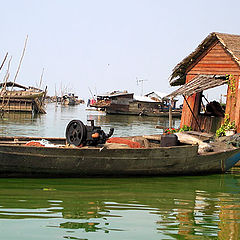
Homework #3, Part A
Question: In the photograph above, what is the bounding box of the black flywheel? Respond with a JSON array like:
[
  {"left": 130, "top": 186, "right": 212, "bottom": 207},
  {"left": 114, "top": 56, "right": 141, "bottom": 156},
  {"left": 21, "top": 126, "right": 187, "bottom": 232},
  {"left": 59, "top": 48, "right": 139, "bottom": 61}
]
[{"left": 65, "top": 120, "right": 87, "bottom": 146}]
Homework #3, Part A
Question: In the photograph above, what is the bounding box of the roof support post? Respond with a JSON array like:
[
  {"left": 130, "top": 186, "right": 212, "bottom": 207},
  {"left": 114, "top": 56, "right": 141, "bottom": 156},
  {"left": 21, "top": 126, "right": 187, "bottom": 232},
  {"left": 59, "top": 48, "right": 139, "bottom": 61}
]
[
  {"left": 169, "top": 99, "right": 172, "bottom": 128},
  {"left": 182, "top": 95, "right": 202, "bottom": 132}
]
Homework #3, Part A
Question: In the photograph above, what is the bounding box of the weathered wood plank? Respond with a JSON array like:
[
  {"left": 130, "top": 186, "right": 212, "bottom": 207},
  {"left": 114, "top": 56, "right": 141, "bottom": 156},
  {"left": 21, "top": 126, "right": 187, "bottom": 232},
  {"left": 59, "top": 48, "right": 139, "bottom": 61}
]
[
  {"left": 198, "top": 60, "right": 238, "bottom": 65},
  {"left": 193, "top": 64, "right": 238, "bottom": 68},
  {"left": 142, "top": 135, "right": 162, "bottom": 141},
  {"left": 189, "top": 69, "right": 239, "bottom": 74}
]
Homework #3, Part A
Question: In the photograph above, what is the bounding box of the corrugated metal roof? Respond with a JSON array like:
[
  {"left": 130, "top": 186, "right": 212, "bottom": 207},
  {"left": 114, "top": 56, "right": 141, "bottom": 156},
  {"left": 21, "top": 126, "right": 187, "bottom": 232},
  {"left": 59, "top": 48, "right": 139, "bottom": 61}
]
[
  {"left": 134, "top": 95, "right": 157, "bottom": 102},
  {"left": 97, "top": 92, "right": 133, "bottom": 98}
]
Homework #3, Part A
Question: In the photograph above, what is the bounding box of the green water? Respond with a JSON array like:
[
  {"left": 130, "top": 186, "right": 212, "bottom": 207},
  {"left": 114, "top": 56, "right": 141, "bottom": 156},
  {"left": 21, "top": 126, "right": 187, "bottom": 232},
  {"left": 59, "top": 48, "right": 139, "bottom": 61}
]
[
  {"left": 0, "top": 175, "right": 240, "bottom": 239},
  {"left": 0, "top": 104, "right": 239, "bottom": 239}
]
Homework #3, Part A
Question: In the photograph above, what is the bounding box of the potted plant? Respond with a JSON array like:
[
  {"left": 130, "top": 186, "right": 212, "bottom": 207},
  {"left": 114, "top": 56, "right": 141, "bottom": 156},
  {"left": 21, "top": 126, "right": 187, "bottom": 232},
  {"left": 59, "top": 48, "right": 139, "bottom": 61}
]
[
  {"left": 164, "top": 125, "right": 192, "bottom": 134},
  {"left": 216, "top": 117, "right": 236, "bottom": 137},
  {"left": 164, "top": 128, "right": 178, "bottom": 134},
  {"left": 225, "top": 121, "right": 236, "bottom": 136}
]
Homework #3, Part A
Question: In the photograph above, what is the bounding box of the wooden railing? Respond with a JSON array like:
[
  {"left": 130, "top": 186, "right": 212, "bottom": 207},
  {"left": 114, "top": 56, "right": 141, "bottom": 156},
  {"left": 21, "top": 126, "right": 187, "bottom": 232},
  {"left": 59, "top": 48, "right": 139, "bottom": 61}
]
[{"left": 191, "top": 115, "right": 223, "bottom": 133}]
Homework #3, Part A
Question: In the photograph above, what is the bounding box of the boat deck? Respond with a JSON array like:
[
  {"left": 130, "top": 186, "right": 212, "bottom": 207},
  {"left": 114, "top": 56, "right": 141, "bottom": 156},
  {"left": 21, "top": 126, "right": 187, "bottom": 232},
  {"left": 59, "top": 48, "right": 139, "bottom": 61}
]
[
  {"left": 0, "top": 134, "right": 236, "bottom": 154},
  {"left": 0, "top": 133, "right": 239, "bottom": 177}
]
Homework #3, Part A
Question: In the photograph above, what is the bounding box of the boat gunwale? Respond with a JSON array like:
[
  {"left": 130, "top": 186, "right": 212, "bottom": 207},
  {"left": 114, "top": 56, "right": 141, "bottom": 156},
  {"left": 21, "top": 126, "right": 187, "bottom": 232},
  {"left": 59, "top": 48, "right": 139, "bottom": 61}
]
[
  {"left": 0, "top": 141, "right": 197, "bottom": 151},
  {"left": 0, "top": 136, "right": 239, "bottom": 177},
  {"left": 0, "top": 135, "right": 237, "bottom": 156}
]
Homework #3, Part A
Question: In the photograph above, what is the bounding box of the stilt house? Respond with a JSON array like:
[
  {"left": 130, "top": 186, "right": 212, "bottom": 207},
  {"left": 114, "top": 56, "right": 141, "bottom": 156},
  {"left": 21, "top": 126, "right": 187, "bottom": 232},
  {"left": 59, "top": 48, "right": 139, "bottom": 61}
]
[{"left": 168, "top": 32, "right": 240, "bottom": 133}]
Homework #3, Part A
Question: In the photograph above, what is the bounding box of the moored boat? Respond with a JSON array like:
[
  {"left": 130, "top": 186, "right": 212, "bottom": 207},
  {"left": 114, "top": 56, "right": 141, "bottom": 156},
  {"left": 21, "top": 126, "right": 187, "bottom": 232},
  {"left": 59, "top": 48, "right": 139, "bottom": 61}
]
[
  {"left": 0, "top": 132, "right": 239, "bottom": 177},
  {"left": 1, "top": 89, "right": 45, "bottom": 99},
  {"left": 90, "top": 91, "right": 181, "bottom": 117},
  {"left": 0, "top": 82, "right": 46, "bottom": 113}
]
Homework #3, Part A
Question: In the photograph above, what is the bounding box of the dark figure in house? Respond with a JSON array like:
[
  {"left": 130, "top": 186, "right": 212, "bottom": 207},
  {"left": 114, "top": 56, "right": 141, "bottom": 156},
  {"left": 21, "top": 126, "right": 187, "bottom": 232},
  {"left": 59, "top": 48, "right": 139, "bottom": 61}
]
[{"left": 205, "top": 101, "right": 225, "bottom": 117}]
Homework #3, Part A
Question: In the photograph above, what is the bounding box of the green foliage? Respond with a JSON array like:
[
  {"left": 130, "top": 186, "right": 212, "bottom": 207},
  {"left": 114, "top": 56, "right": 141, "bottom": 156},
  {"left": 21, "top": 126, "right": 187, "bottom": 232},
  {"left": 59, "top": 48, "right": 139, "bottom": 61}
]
[
  {"left": 216, "top": 126, "right": 226, "bottom": 137},
  {"left": 178, "top": 125, "right": 192, "bottom": 132},
  {"left": 226, "top": 74, "right": 236, "bottom": 96},
  {"left": 164, "top": 128, "right": 178, "bottom": 134},
  {"left": 216, "top": 115, "right": 236, "bottom": 137}
]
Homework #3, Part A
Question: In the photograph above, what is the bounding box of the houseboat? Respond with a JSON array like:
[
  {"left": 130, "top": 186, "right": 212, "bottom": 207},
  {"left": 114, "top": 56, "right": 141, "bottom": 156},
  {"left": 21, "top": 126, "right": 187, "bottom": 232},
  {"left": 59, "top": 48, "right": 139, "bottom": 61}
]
[
  {"left": 62, "top": 93, "right": 84, "bottom": 106},
  {"left": 90, "top": 91, "right": 181, "bottom": 117}
]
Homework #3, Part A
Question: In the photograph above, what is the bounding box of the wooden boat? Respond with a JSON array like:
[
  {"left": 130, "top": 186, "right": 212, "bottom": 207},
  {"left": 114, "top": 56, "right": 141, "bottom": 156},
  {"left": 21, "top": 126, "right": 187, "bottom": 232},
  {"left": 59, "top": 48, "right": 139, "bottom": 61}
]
[
  {"left": 0, "top": 82, "right": 46, "bottom": 113},
  {"left": 0, "top": 134, "right": 239, "bottom": 177},
  {"left": 0, "top": 82, "right": 45, "bottom": 99},
  {"left": 61, "top": 93, "right": 84, "bottom": 106},
  {"left": 90, "top": 91, "right": 182, "bottom": 117},
  {"left": 1, "top": 90, "right": 45, "bottom": 99}
]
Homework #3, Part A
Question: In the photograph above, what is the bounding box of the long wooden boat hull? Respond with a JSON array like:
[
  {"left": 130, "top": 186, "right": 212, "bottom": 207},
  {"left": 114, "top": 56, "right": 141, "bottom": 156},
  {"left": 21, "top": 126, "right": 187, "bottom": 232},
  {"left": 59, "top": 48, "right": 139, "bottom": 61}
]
[
  {"left": 106, "top": 109, "right": 181, "bottom": 117},
  {"left": 0, "top": 91, "right": 44, "bottom": 99},
  {"left": 0, "top": 136, "right": 239, "bottom": 177}
]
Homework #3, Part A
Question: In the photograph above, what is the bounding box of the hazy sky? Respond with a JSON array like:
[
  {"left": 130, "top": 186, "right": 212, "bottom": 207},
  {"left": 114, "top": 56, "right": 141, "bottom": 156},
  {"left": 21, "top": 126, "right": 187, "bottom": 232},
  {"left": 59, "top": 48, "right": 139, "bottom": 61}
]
[{"left": 0, "top": 0, "right": 239, "bottom": 100}]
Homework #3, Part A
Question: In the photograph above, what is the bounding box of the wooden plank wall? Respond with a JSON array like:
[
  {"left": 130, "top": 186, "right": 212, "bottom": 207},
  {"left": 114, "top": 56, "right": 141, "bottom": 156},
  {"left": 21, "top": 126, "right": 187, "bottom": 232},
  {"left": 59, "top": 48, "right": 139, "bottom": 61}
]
[
  {"left": 0, "top": 99, "right": 33, "bottom": 112},
  {"left": 181, "top": 41, "right": 240, "bottom": 132},
  {"left": 180, "top": 75, "right": 198, "bottom": 129},
  {"left": 191, "top": 115, "right": 223, "bottom": 133},
  {"left": 187, "top": 42, "right": 240, "bottom": 75},
  {"left": 234, "top": 75, "right": 240, "bottom": 132}
]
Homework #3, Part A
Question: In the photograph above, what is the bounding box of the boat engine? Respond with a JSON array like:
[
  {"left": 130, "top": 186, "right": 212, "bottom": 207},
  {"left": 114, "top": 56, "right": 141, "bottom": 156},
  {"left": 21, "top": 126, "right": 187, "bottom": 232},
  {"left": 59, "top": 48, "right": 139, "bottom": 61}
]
[{"left": 65, "top": 119, "right": 114, "bottom": 147}]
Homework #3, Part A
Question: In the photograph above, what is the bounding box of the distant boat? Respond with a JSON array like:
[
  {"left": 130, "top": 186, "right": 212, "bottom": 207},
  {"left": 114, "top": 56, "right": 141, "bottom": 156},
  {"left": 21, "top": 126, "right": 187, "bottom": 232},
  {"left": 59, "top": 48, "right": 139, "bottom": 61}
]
[
  {"left": 61, "top": 93, "right": 84, "bottom": 106},
  {"left": 0, "top": 81, "right": 46, "bottom": 113},
  {"left": 90, "top": 90, "right": 181, "bottom": 117}
]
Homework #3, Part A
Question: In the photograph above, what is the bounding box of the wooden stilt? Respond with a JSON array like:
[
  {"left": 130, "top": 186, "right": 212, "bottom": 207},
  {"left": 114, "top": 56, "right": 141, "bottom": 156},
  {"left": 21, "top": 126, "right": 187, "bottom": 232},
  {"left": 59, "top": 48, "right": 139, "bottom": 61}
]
[
  {"left": 183, "top": 95, "right": 202, "bottom": 131},
  {"left": 169, "top": 99, "right": 172, "bottom": 128}
]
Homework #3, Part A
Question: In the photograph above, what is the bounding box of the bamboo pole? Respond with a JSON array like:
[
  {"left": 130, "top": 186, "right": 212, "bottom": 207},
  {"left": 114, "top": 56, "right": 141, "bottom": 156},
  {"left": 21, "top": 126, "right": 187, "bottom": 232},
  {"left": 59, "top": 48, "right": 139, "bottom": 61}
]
[
  {"left": 12, "top": 35, "right": 28, "bottom": 84},
  {"left": 0, "top": 56, "right": 12, "bottom": 114},
  {"left": 39, "top": 67, "right": 44, "bottom": 89},
  {"left": 1, "top": 36, "right": 28, "bottom": 115},
  {"left": 0, "top": 52, "right": 9, "bottom": 115},
  {"left": 1, "top": 57, "right": 12, "bottom": 95},
  {"left": 169, "top": 98, "right": 172, "bottom": 128},
  {"left": 4, "top": 36, "right": 28, "bottom": 110},
  {"left": 0, "top": 53, "right": 8, "bottom": 73}
]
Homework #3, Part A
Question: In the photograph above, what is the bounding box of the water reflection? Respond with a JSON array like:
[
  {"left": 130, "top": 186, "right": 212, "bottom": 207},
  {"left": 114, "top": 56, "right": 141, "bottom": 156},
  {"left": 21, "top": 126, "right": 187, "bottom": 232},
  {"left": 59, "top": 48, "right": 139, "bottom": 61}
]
[
  {"left": 0, "top": 104, "right": 239, "bottom": 239},
  {"left": 0, "top": 103, "right": 181, "bottom": 137},
  {"left": 0, "top": 174, "right": 239, "bottom": 239}
]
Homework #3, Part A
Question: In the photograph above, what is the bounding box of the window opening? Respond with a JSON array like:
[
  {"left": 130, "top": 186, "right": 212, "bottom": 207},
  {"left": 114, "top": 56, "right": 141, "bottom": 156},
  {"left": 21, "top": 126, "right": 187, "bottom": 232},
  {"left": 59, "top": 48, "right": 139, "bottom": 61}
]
[{"left": 198, "top": 84, "right": 227, "bottom": 117}]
